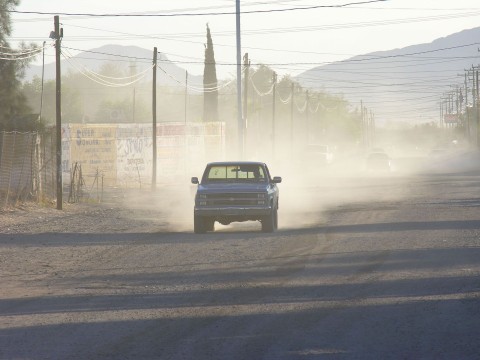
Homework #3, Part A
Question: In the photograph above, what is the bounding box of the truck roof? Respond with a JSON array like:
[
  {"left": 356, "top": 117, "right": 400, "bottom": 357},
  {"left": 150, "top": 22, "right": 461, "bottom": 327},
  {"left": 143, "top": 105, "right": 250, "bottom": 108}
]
[{"left": 206, "top": 161, "right": 267, "bottom": 166}]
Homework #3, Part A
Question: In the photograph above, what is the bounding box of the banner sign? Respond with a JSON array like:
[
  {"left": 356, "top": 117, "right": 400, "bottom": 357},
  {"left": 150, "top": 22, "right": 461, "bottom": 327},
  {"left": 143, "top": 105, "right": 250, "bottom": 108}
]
[
  {"left": 62, "top": 122, "right": 224, "bottom": 186},
  {"left": 444, "top": 114, "right": 458, "bottom": 124}
]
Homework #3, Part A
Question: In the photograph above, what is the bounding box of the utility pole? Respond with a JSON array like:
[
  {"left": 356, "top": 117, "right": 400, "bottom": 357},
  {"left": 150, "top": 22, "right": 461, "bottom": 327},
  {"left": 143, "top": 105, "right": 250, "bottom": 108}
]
[
  {"left": 243, "top": 53, "right": 250, "bottom": 156},
  {"left": 360, "top": 100, "right": 368, "bottom": 148},
  {"left": 53, "top": 16, "right": 63, "bottom": 210},
  {"left": 235, "top": 0, "right": 244, "bottom": 159},
  {"left": 471, "top": 66, "right": 477, "bottom": 110},
  {"left": 184, "top": 70, "right": 188, "bottom": 172},
  {"left": 369, "top": 110, "right": 375, "bottom": 148},
  {"left": 39, "top": 41, "right": 46, "bottom": 121},
  {"left": 360, "top": 100, "right": 364, "bottom": 145},
  {"left": 476, "top": 69, "right": 479, "bottom": 147},
  {"left": 439, "top": 101, "right": 443, "bottom": 129},
  {"left": 152, "top": 47, "right": 157, "bottom": 190},
  {"left": 272, "top": 71, "right": 277, "bottom": 157},
  {"left": 443, "top": 97, "right": 448, "bottom": 128},
  {"left": 290, "top": 82, "right": 294, "bottom": 156},
  {"left": 185, "top": 70, "right": 188, "bottom": 125},
  {"left": 470, "top": 66, "right": 478, "bottom": 146},
  {"left": 363, "top": 105, "right": 368, "bottom": 147},
  {"left": 456, "top": 87, "right": 460, "bottom": 122},
  {"left": 365, "top": 106, "right": 369, "bottom": 146},
  {"left": 129, "top": 63, "right": 137, "bottom": 122},
  {"left": 463, "top": 72, "right": 469, "bottom": 138},
  {"left": 132, "top": 88, "right": 136, "bottom": 122},
  {"left": 305, "top": 90, "right": 309, "bottom": 144}
]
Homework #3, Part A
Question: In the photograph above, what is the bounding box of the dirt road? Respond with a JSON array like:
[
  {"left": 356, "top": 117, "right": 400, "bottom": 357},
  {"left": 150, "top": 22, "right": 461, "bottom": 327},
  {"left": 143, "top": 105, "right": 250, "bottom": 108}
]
[{"left": 1, "top": 156, "right": 480, "bottom": 359}]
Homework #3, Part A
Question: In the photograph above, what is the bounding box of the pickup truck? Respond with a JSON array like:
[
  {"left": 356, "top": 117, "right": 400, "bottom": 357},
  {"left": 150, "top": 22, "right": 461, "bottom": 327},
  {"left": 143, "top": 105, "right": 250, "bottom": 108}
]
[{"left": 191, "top": 161, "right": 282, "bottom": 234}]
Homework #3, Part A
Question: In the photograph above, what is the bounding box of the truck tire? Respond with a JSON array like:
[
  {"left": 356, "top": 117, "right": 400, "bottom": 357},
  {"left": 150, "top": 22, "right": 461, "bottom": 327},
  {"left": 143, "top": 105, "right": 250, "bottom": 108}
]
[
  {"left": 205, "top": 218, "right": 215, "bottom": 232},
  {"left": 261, "top": 207, "right": 277, "bottom": 233},
  {"left": 194, "top": 214, "right": 206, "bottom": 234}
]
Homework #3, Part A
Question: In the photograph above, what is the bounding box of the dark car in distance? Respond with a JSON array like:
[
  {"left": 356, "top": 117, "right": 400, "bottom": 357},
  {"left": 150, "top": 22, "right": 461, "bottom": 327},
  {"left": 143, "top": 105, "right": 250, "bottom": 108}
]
[{"left": 191, "top": 161, "right": 282, "bottom": 234}]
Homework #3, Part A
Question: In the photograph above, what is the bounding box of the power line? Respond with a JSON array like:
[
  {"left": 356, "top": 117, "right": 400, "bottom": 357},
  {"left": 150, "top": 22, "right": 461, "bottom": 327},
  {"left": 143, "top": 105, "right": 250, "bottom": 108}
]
[
  {"left": 61, "top": 50, "right": 151, "bottom": 87},
  {"left": 59, "top": 41, "right": 480, "bottom": 69},
  {"left": 45, "top": 10, "right": 480, "bottom": 39},
  {"left": 8, "top": 0, "right": 389, "bottom": 17},
  {"left": 0, "top": 46, "right": 44, "bottom": 60},
  {"left": 62, "top": 46, "right": 151, "bottom": 61}
]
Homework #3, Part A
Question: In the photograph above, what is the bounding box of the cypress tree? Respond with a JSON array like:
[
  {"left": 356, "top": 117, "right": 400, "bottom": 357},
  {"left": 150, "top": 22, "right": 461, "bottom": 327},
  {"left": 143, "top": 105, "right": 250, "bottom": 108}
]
[{"left": 203, "top": 23, "right": 218, "bottom": 122}]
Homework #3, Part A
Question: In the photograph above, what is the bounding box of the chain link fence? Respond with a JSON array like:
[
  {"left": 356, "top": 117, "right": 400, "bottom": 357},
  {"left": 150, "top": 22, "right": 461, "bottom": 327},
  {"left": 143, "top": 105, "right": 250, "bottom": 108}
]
[
  {"left": 0, "top": 130, "right": 56, "bottom": 209},
  {"left": 0, "top": 131, "right": 37, "bottom": 208}
]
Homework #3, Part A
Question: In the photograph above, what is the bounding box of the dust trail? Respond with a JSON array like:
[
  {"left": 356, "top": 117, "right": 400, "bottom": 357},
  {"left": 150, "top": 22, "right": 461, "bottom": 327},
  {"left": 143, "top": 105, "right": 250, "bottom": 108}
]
[{"left": 115, "top": 129, "right": 478, "bottom": 234}]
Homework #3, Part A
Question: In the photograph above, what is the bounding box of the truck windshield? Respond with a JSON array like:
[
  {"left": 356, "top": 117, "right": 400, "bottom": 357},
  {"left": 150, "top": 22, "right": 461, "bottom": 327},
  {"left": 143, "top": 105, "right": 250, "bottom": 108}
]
[{"left": 205, "top": 165, "right": 266, "bottom": 182}]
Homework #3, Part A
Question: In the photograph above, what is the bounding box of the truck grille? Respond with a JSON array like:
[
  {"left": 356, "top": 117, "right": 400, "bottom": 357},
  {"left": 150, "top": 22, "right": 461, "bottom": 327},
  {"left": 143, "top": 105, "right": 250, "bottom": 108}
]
[{"left": 204, "top": 193, "right": 262, "bottom": 206}]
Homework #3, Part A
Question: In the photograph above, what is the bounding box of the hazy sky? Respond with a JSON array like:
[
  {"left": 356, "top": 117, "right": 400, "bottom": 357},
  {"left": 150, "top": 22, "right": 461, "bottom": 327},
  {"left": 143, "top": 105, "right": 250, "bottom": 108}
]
[{"left": 8, "top": 0, "right": 480, "bottom": 80}]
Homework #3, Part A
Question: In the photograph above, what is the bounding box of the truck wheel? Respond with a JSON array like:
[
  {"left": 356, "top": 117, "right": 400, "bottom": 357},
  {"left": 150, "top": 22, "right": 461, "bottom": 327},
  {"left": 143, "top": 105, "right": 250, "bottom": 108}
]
[
  {"left": 274, "top": 207, "right": 278, "bottom": 230},
  {"left": 261, "top": 207, "right": 277, "bottom": 233},
  {"left": 194, "top": 214, "right": 206, "bottom": 234},
  {"left": 205, "top": 218, "right": 215, "bottom": 232}
]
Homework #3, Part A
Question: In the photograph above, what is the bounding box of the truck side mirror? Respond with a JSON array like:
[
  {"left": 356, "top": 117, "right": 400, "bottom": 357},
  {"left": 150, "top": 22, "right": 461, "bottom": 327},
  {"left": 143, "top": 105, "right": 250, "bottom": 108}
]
[
  {"left": 191, "top": 177, "right": 199, "bottom": 184},
  {"left": 272, "top": 176, "right": 282, "bottom": 184}
]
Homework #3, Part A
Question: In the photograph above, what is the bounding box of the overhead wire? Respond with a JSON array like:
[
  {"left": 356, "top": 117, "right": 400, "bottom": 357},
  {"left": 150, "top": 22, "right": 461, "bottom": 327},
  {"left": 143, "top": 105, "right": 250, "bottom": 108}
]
[
  {"left": 0, "top": 43, "right": 45, "bottom": 60},
  {"left": 155, "top": 62, "right": 243, "bottom": 93},
  {"left": 9, "top": 6, "right": 479, "bottom": 75},
  {"left": 277, "top": 90, "right": 292, "bottom": 104},
  {"left": 250, "top": 71, "right": 275, "bottom": 97},
  {"left": 61, "top": 50, "right": 151, "bottom": 87},
  {"left": 7, "top": 0, "right": 390, "bottom": 17},
  {"left": 9, "top": 2, "right": 478, "bottom": 124},
  {"left": 26, "top": 8, "right": 477, "bottom": 71},
  {"left": 43, "top": 10, "right": 480, "bottom": 41},
  {"left": 62, "top": 47, "right": 153, "bottom": 82}
]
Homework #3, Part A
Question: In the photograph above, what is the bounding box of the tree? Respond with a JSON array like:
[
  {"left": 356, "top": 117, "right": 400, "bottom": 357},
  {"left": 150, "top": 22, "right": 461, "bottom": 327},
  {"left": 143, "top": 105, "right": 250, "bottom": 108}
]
[
  {"left": 203, "top": 24, "right": 219, "bottom": 122},
  {"left": 0, "top": 0, "right": 39, "bottom": 130},
  {"left": 23, "top": 74, "right": 84, "bottom": 125}
]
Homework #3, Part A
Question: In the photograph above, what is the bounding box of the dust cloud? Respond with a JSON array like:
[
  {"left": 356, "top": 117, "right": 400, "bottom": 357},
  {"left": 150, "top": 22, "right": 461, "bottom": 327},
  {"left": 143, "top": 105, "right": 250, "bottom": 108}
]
[{"left": 114, "top": 122, "right": 477, "bottom": 234}]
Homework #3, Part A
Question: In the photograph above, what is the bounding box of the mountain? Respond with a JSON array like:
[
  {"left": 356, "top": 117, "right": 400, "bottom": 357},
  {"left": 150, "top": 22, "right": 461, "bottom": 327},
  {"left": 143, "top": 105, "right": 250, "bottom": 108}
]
[
  {"left": 295, "top": 27, "right": 480, "bottom": 125},
  {"left": 24, "top": 44, "right": 203, "bottom": 88}
]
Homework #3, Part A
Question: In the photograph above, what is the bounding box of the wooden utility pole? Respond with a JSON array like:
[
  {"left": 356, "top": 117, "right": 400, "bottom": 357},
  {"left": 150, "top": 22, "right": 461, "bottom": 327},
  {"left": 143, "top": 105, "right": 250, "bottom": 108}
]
[
  {"left": 53, "top": 16, "right": 62, "bottom": 210},
  {"left": 235, "top": 0, "right": 244, "bottom": 159},
  {"left": 152, "top": 47, "right": 157, "bottom": 190},
  {"left": 243, "top": 53, "right": 249, "bottom": 155},
  {"left": 364, "top": 106, "right": 368, "bottom": 145},
  {"left": 40, "top": 41, "right": 46, "bottom": 120},
  {"left": 272, "top": 71, "right": 277, "bottom": 157},
  {"left": 290, "top": 82, "right": 294, "bottom": 155},
  {"left": 305, "top": 90, "right": 309, "bottom": 144},
  {"left": 439, "top": 101, "right": 443, "bottom": 129},
  {"left": 360, "top": 100, "right": 366, "bottom": 147},
  {"left": 476, "top": 69, "right": 479, "bottom": 147},
  {"left": 185, "top": 70, "right": 188, "bottom": 125},
  {"left": 184, "top": 70, "right": 188, "bottom": 175}
]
